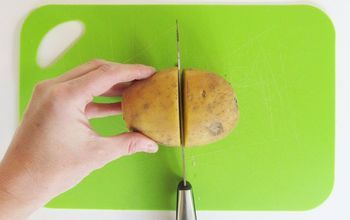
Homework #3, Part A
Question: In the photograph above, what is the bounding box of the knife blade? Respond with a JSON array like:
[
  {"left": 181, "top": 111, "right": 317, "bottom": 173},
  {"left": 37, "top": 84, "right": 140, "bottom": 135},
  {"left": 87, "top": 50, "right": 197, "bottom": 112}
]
[
  {"left": 176, "top": 20, "right": 197, "bottom": 220},
  {"left": 176, "top": 19, "right": 186, "bottom": 186}
]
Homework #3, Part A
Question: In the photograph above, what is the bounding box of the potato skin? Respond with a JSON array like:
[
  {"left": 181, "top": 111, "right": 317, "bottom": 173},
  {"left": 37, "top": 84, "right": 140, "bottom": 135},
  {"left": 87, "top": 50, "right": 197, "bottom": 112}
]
[
  {"left": 122, "top": 67, "right": 239, "bottom": 147},
  {"left": 183, "top": 69, "right": 239, "bottom": 147},
  {"left": 122, "top": 67, "right": 181, "bottom": 146}
]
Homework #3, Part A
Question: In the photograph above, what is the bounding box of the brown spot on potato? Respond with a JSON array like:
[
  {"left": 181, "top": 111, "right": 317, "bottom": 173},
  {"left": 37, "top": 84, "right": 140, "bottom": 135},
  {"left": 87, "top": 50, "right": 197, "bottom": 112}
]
[
  {"left": 201, "top": 90, "right": 207, "bottom": 98},
  {"left": 208, "top": 122, "right": 224, "bottom": 136},
  {"left": 143, "top": 103, "right": 149, "bottom": 110}
]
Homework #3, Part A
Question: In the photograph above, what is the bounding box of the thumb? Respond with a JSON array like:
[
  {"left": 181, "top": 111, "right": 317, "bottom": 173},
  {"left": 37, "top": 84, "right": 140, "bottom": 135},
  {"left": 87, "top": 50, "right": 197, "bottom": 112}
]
[{"left": 99, "top": 132, "right": 158, "bottom": 163}]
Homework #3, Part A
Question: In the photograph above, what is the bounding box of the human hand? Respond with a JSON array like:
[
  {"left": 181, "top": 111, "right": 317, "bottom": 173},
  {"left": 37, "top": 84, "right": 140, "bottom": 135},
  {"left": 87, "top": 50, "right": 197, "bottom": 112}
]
[{"left": 0, "top": 60, "right": 158, "bottom": 219}]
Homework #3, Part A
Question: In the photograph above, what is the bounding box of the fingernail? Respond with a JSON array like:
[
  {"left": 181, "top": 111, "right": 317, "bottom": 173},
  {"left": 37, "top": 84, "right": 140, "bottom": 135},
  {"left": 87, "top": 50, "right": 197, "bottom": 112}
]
[
  {"left": 142, "top": 65, "right": 156, "bottom": 74},
  {"left": 144, "top": 142, "right": 158, "bottom": 153}
]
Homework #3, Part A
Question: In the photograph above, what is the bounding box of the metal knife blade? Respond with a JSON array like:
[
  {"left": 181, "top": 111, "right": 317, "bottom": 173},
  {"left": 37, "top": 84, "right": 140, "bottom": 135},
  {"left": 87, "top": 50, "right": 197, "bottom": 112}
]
[
  {"left": 176, "top": 20, "right": 197, "bottom": 220},
  {"left": 176, "top": 20, "right": 186, "bottom": 186}
]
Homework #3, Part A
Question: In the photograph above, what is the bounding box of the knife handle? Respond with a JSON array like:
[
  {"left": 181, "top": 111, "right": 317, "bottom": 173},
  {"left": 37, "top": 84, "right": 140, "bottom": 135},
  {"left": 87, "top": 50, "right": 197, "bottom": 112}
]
[{"left": 176, "top": 181, "right": 197, "bottom": 220}]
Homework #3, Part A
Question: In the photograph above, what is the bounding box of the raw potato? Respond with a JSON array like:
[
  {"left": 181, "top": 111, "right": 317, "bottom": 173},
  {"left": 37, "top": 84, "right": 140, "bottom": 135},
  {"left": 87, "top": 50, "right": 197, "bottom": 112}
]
[
  {"left": 183, "top": 69, "right": 239, "bottom": 147},
  {"left": 122, "top": 67, "right": 181, "bottom": 146},
  {"left": 122, "top": 67, "right": 239, "bottom": 147}
]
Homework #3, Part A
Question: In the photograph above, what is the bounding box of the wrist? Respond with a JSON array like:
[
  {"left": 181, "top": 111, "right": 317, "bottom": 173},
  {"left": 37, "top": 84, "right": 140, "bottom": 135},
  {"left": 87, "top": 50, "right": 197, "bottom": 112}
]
[
  {"left": 0, "top": 184, "right": 33, "bottom": 220},
  {"left": 0, "top": 160, "right": 47, "bottom": 219}
]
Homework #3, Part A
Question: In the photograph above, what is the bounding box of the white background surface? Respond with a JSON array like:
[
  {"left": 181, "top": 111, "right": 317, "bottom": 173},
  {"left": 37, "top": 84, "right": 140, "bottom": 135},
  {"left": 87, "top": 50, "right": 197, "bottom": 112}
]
[{"left": 0, "top": 0, "right": 349, "bottom": 219}]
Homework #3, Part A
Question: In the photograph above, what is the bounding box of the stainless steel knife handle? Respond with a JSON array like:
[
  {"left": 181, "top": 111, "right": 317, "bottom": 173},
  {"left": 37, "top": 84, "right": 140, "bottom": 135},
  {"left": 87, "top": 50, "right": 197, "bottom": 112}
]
[{"left": 176, "top": 181, "right": 197, "bottom": 220}]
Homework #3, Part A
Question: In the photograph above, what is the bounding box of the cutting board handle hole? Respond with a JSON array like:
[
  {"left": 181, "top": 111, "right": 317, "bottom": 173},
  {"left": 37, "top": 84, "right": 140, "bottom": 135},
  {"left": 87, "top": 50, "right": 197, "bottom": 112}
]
[{"left": 36, "top": 20, "right": 85, "bottom": 68}]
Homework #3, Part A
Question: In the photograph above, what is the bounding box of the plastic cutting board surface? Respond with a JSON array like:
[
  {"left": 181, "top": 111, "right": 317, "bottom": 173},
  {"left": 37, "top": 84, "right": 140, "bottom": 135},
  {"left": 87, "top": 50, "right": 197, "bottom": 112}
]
[{"left": 20, "top": 5, "right": 335, "bottom": 210}]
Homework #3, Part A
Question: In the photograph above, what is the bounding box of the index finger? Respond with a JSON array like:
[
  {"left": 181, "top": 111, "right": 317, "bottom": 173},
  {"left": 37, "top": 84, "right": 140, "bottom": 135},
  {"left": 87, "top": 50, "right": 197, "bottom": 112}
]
[{"left": 67, "top": 63, "right": 156, "bottom": 102}]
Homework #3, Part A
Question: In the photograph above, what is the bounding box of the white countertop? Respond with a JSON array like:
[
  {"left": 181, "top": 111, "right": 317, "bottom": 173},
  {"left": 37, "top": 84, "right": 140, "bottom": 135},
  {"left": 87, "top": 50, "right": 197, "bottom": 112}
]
[{"left": 1, "top": 0, "right": 350, "bottom": 219}]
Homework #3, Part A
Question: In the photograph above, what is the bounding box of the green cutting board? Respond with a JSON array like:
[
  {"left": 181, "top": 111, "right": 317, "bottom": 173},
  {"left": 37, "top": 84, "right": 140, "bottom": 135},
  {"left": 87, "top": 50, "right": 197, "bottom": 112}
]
[{"left": 20, "top": 5, "right": 335, "bottom": 211}]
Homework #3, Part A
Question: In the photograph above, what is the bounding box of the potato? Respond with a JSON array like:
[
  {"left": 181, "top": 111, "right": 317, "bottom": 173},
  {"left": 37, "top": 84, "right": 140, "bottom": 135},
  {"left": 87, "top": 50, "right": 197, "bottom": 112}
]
[
  {"left": 183, "top": 69, "right": 239, "bottom": 146},
  {"left": 122, "top": 67, "right": 239, "bottom": 147},
  {"left": 122, "top": 67, "right": 181, "bottom": 146}
]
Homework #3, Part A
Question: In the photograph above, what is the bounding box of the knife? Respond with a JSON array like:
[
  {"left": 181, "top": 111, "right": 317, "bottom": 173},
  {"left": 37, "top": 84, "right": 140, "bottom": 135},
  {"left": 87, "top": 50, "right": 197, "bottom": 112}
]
[{"left": 176, "top": 19, "right": 197, "bottom": 220}]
